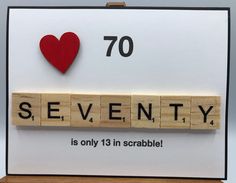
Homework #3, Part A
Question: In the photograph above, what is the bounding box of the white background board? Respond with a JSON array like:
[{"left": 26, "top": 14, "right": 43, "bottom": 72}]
[{"left": 8, "top": 8, "right": 229, "bottom": 178}]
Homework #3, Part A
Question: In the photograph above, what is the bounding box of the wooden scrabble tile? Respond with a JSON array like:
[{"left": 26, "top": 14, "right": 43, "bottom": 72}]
[
  {"left": 191, "top": 96, "right": 220, "bottom": 129},
  {"left": 71, "top": 94, "right": 100, "bottom": 127},
  {"left": 100, "top": 95, "right": 131, "bottom": 128},
  {"left": 41, "top": 94, "right": 70, "bottom": 126},
  {"left": 160, "top": 96, "right": 191, "bottom": 129},
  {"left": 12, "top": 93, "right": 41, "bottom": 126},
  {"left": 131, "top": 95, "right": 160, "bottom": 128}
]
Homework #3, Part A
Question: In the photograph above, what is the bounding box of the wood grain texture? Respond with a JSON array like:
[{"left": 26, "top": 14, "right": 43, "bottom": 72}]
[
  {"left": 106, "top": 2, "right": 126, "bottom": 7},
  {"left": 12, "top": 93, "right": 41, "bottom": 126},
  {"left": 131, "top": 95, "right": 160, "bottom": 128},
  {"left": 41, "top": 94, "right": 70, "bottom": 126},
  {"left": 11, "top": 93, "right": 221, "bottom": 130},
  {"left": 0, "top": 176, "right": 222, "bottom": 183},
  {"left": 71, "top": 94, "right": 100, "bottom": 127},
  {"left": 161, "top": 96, "right": 191, "bottom": 129},
  {"left": 100, "top": 95, "right": 131, "bottom": 128},
  {"left": 191, "top": 96, "right": 220, "bottom": 129}
]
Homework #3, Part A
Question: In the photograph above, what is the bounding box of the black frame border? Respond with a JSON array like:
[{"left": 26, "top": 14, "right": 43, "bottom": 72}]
[{"left": 5, "top": 6, "right": 231, "bottom": 180}]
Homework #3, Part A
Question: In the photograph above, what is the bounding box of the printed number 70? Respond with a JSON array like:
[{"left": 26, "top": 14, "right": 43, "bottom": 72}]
[{"left": 104, "top": 36, "right": 134, "bottom": 57}]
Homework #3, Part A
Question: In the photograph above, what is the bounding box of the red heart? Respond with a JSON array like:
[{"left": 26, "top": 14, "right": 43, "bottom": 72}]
[{"left": 40, "top": 32, "right": 80, "bottom": 74}]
